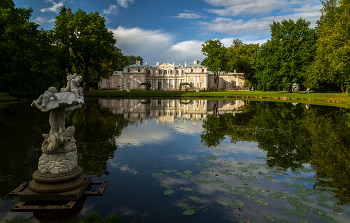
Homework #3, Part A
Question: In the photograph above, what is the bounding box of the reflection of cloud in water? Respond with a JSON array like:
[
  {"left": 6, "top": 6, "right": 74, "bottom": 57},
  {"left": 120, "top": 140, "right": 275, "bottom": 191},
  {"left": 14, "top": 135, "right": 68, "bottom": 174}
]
[
  {"left": 175, "top": 154, "right": 198, "bottom": 161},
  {"left": 112, "top": 206, "right": 148, "bottom": 217},
  {"left": 171, "top": 120, "right": 204, "bottom": 135},
  {"left": 197, "top": 140, "right": 266, "bottom": 157},
  {"left": 119, "top": 164, "right": 138, "bottom": 174},
  {"left": 115, "top": 120, "right": 171, "bottom": 146}
]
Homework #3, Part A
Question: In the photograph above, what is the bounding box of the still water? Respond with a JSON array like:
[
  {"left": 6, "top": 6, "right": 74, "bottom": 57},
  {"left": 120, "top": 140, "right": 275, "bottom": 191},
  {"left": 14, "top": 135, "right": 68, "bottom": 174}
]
[{"left": 0, "top": 99, "right": 349, "bottom": 223}]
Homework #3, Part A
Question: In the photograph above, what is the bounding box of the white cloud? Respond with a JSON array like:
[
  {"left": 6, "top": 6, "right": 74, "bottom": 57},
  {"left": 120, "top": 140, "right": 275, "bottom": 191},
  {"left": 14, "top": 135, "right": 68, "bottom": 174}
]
[
  {"left": 103, "top": 5, "right": 119, "bottom": 15},
  {"left": 199, "top": 8, "right": 321, "bottom": 36},
  {"left": 32, "top": 16, "right": 55, "bottom": 24},
  {"left": 40, "top": 1, "right": 64, "bottom": 13},
  {"left": 172, "top": 10, "right": 204, "bottom": 19},
  {"left": 117, "top": 0, "right": 134, "bottom": 8},
  {"left": 204, "top": 0, "right": 321, "bottom": 16}
]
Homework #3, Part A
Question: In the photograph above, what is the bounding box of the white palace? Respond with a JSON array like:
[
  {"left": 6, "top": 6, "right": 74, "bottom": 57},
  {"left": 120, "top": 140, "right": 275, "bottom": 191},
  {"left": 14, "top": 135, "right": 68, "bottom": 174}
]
[{"left": 100, "top": 60, "right": 245, "bottom": 90}]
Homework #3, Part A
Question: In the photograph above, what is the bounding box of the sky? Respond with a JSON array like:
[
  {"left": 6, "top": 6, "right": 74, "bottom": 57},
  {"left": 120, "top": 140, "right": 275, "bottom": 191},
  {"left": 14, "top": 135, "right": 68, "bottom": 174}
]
[{"left": 14, "top": 0, "right": 323, "bottom": 66}]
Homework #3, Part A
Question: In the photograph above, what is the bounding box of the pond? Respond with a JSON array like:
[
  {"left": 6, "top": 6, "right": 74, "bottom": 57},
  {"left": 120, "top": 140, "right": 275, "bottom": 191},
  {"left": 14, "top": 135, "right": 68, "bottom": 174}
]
[{"left": 0, "top": 99, "right": 349, "bottom": 223}]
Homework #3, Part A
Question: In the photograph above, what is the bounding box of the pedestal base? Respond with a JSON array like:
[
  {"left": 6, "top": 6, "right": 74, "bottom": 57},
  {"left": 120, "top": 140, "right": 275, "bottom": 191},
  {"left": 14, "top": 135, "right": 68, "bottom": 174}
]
[{"left": 19, "top": 175, "right": 91, "bottom": 201}]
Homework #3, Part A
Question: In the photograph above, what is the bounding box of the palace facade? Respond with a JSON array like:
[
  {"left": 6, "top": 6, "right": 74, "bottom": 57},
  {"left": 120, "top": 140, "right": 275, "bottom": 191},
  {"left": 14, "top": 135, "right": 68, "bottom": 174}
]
[{"left": 100, "top": 60, "right": 245, "bottom": 90}]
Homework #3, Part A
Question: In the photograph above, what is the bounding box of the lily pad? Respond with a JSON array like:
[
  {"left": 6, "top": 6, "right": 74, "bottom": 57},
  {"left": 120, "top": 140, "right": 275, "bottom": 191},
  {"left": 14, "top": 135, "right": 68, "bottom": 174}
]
[
  {"left": 265, "top": 216, "right": 280, "bottom": 221},
  {"left": 317, "top": 202, "right": 332, "bottom": 209},
  {"left": 296, "top": 205, "right": 310, "bottom": 213},
  {"left": 292, "top": 171, "right": 301, "bottom": 174},
  {"left": 323, "top": 187, "right": 339, "bottom": 191},
  {"left": 221, "top": 184, "right": 232, "bottom": 189},
  {"left": 320, "top": 215, "right": 338, "bottom": 223},
  {"left": 290, "top": 200, "right": 302, "bottom": 206},
  {"left": 200, "top": 173, "right": 210, "bottom": 178},
  {"left": 230, "top": 203, "right": 240, "bottom": 209},
  {"left": 218, "top": 200, "right": 231, "bottom": 206},
  {"left": 189, "top": 196, "right": 200, "bottom": 201},
  {"left": 194, "top": 179, "right": 208, "bottom": 185},
  {"left": 247, "top": 176, "right": 258, "bottom": 181},
  {"left": 184, "top": 188, "right": 194, "bottom": 192},
  {"left": 243, "top": 186, "right": 252, "bottom": 191},
  {"left": 258, "top": 189, "right": 269, "bottom": 193},
  {"left": 152, "top": 173, "right": 167, "bottom": 177},
  {"left": 317, "top": 197, "right": 328, "bottom": 202},
  {"left": 312, "top": 208, "right": 327, "bottom": 216},
  {"left": 302, "top": 197, "right": 314, "bottom": 203},
  {"left": 300, "top": 220, "right": 312, "bottom": 223},
  {"left": 283, "top": 209, "right": 294, "bottom": 214},
  {"left": 293, "top": 184, "right": 305, "bottom": 189},
  {"left": 296, "top": 192, "right": 308, "bottom": 197},
  {"left": 251, "top": 197, "right": 267, "bottom": 204},
  {"left": 202, "top": 168, "right": 210, "bottom": 172},
  {"left": 194, "top": 162, "right": 202, "bottom": 167},
  {"left": 295, "top": 211, "right": 307, "bottom": 217},
  {"left": 183, "top": 210, "right": 195, "bottom": 215},
  {"left": 232, "top": 200, "right": 244, "bottom": 207},
  {"left": 178, "top": 203, "right": 189, "bottom": 209},
  {"left": 164, "top": 190, "right": 174, "bottom": 195},
  {"left": 163, "top": 182, "right": 171, "bottom": 187}
]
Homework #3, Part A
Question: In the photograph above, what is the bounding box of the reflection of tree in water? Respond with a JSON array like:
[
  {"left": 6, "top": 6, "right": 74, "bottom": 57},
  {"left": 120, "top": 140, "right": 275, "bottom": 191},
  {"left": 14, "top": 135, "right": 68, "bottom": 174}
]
[
  {"left": 201, "top": 101, "right": 350, "bottom": 204},
  {"left": 0, "top": 104, "right": 49, "bottom": 199},
  {"left": 303, "top": 107, "right": 350, "bottom": 205},
  {"left": 66, "top": 99, "right": 132, "bottom": 177}
]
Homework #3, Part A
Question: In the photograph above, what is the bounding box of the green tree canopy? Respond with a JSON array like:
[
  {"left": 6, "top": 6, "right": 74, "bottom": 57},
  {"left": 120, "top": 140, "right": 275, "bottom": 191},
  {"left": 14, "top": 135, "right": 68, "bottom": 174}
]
[
  {"left": 201, "top": 39, "right": 227, "bottom": 90},
  {"left": 306, "top": 0, "right": 350, "bottom": 92},
  {"left": 53, "top": 8, "right": 117, "bottom": 91},
  {"left": 257, "top": 18, "right": 317, "bottom": 92},
  {"left": 125, "top": 55, "right": 143, "bottom": 65},
  {"left": 0, "top": 0, "right": 59, "bottom": 98},
  {"left": 226, "top": 40, "right": 260, "bottom": 89}
]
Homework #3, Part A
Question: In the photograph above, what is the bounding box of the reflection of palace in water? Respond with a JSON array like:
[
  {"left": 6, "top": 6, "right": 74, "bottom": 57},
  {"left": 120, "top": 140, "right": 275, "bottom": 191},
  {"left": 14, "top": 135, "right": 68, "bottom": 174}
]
[{"left": 99, "top": 99, "right": 244, "bottom": 124}]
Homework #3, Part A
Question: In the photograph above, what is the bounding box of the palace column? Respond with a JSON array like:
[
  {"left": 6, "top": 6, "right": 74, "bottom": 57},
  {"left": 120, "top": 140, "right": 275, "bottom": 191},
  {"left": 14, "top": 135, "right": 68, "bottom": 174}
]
[{"left": 204, "top": 75, "right": 207, "bottom": 88}]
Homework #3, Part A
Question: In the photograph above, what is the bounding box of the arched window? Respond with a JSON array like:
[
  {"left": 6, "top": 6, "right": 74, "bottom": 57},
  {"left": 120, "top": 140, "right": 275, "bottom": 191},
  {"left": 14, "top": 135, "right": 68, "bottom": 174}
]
[{"left": 176, "top": 70, "right": 179, "bottom": 75}]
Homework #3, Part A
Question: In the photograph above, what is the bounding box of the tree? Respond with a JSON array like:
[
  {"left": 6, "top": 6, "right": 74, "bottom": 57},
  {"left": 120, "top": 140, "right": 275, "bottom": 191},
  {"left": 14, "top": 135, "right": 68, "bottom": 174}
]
[
  {"left": 257, "top": 18, "right": 317, "bottom": 92},
  {"left": 54, "top": 8, "right": 117, "bottom": 91},
  {"left": 125, "top": 55, "right": 143, "bottom": 65},
  {"left": 226, "top": 40, "right": 260, "bottom": 90},
  {"left": 306, "top": 0, "right": 350, "bottom": 92},
  {"left": 0, "top": 0, "right": 59, "bottom": 98},
  {"left": 201, "top": 39, "right": 227, "bottom": 90}
]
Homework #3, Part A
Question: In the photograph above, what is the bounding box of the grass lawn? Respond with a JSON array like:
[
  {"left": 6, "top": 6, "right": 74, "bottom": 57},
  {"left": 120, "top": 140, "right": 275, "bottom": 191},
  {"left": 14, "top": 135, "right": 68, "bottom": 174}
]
[{"left": 84, "top": 90, "right": 350, "bottom": 107}]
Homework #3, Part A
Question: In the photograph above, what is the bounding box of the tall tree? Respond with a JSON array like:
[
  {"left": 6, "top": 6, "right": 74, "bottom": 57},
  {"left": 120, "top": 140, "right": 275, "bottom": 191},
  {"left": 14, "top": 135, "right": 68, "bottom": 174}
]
[
  {"left": 201, "top": 39, "right": 227, "bottom": 90},
  {"left": 226, "top": 41, "right": 260, "bottom": 90},
  {"left": 0, "top": 0, "right": 59, "bottom": 97},
  {"left": 54, "top": 8, "right": 116, "bottom": 91},
  {"left": 257, "top": 18, "right": 317, "bottom": 92},
  {"left": 306, "top": 0, "right": 350, "bottom": 92}
]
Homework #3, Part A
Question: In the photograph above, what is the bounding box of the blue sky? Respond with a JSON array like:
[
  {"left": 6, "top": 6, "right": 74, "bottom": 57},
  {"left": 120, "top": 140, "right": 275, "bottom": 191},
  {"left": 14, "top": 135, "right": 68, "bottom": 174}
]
[{"left": 14, "top": 0, "right": 322, "bottom": 65}]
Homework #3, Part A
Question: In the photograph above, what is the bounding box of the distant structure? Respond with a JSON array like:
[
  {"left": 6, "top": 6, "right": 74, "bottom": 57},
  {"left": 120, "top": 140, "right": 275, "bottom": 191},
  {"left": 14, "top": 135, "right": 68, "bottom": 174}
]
[{"left": 100, "top": 60, "right": 245, "bottom": 90}]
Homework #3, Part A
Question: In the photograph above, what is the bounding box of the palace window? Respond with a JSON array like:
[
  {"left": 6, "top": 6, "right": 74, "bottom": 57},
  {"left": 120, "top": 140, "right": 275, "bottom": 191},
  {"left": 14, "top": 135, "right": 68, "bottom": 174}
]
[
  {"left": 138, "top": 68, "right": 140, "bottom": 72},
  {"left": 128, "top": 68, "right": 130, "bottom": 72},
  {"left": 191, "top": 69, "right": 193, "bottom": 73},
  {"left": 201, "top": 69, "right": 204, "bottom": 73},
  {"left": 176, "top": 70, "right": 178, "bottom": 75},
  {"left": 170, "top": 70, "right": 172, "bottom": 75},
  {"left": 164, "top": 70, "right": 167, "bottom": 75}
]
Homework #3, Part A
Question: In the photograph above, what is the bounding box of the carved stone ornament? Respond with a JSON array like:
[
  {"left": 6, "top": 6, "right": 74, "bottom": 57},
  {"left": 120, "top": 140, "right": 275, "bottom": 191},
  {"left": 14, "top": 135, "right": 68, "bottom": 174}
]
[{"left": 31, "top": 75, "right": 84, "bottom": 175}]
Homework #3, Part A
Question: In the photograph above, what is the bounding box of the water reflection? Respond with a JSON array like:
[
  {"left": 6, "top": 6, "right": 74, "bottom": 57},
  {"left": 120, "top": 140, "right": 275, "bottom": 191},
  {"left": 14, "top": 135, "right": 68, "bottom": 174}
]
[{"left": 1, "top": 99, "right": 350, "bottom": 223}]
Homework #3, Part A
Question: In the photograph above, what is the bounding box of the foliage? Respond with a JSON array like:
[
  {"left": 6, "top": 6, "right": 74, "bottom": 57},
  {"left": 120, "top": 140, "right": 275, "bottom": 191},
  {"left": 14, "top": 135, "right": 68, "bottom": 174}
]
[
  {"left": 77, "top": 211, "right": 122, "bottom": 223},
  {"left": 179, "top": 82, "right": 190, "bottom": 89},
  {"left": 226, "top": 41, "right": 260, "bottom": 89},
  {"left": 202, "top": 39, "right": 228, "bottom": 90},
  {"left": 125, "top": 55, "right": 143, "bottom": 65},
  {"left": 256, "top": 18, "right": 317, "bottom": 92},
  {"left": 53, "top": 8, "right": 117, "bottom": 91},
  {"left": 0, "top": 0, "right": 59, "bottom": 98},
  {"left": 306, "top": 0, "right": 350, "bottom": 92}
]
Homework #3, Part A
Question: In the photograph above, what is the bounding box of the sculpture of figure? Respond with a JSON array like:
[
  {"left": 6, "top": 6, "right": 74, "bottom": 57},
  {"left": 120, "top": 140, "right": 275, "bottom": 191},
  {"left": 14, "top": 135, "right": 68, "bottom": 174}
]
[
  {"left": 71, "top": 75, "right": 84, "bottom": 98},
  {"left": 35, "top": 87, "right": 58, "bottom": 108}
]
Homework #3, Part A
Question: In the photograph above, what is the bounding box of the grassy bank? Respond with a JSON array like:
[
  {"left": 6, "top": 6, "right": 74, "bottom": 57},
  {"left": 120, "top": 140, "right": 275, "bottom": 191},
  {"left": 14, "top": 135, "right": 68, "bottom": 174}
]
[
  {"left": 0, "top": 93, "right": 17, "bottom": 102},
  {"left": 84, "top": 90, "right": 350, "bottom": 107}
]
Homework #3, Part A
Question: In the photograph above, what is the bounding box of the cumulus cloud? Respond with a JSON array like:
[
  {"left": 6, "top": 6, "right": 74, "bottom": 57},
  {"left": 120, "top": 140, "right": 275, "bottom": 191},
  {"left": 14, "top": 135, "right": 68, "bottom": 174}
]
[
  {"left": 171, "top": 9, "right": 204, "bottom": 19},
  {"left": 40, "top": 1, "right": 64, "bottom": 13},
  {"left": 103, "top": 5, "right": 119, "bottom": 15},
  {"left": 117, "top": 0, "right": 134, "bottom": 8},
  {"left": 32, "top": 16, "right": 55, "bottom": 24}
]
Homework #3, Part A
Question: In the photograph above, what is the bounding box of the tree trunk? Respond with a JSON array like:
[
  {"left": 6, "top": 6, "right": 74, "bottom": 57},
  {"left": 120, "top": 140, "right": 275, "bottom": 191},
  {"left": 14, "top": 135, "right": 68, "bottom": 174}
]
[
  {"left": 214, "top": 71, "right": 219, "bottom": 91},
  {"left": 84, "top": 59, "right": 90, "bottom": 91}
]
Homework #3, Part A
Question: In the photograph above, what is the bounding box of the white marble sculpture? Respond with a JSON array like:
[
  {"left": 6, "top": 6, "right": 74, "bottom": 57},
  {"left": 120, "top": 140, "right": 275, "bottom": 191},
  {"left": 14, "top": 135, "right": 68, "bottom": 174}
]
[{"left": 31, "top": 75, "right": 84, "bottom": 174}]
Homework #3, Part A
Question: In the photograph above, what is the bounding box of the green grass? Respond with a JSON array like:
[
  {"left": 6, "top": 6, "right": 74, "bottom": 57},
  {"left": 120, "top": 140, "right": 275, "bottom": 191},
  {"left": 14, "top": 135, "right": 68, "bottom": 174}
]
[
  {"left": 0, "top": 93, "right": 17, "bottom": 102},
  {"left": 84, "top": 90, "right": 350, "bottom": 108}
]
